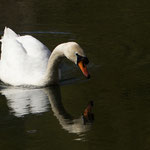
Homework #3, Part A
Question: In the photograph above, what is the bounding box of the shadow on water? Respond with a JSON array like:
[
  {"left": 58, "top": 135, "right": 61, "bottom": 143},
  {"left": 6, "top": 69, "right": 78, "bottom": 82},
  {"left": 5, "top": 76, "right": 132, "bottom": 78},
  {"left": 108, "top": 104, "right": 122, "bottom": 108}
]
[{"left": 0, "top": 83, "right": 94, "bottom": 138}]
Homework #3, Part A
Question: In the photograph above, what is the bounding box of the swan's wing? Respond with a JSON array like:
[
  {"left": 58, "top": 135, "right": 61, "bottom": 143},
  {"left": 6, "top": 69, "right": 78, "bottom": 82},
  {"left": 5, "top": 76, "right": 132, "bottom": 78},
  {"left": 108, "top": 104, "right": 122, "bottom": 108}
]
[
  {"left": 0, "top": 28, "right": 30, "bottom": 85},
  {"left": 1, "top": 27, "right": 51, "bottom": 59},
  {"left": 17, "top": 35, "right": 51, "bottom": 58},
  {"left": 1, "top": 27, "right": 27, "bottom": 55},
  {"left": 16, "top": 34, "right": 51, "bottom": 79},
  {"left": 1, "top": 27, "right": 19, "bottom": 39},
  {"left": 0, "top": 27, "right": 28, "bottom": 64},
  {"left": 0, "top": 27, "right": 51, "bottom": 85}
]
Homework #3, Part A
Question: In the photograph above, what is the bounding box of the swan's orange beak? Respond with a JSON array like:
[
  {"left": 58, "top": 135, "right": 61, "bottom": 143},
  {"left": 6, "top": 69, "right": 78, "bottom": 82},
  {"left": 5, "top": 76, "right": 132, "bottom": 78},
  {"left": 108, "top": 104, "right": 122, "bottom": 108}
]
[{"left": 78, "top": 61, "right": 90, "bottom": 79}]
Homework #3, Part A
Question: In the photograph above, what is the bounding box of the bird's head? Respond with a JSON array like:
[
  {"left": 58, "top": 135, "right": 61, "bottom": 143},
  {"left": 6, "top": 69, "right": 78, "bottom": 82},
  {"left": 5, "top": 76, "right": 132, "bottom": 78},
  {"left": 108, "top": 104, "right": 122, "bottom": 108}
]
[{"left": 62, "top": 42, "right": 90, "bottom": 79}]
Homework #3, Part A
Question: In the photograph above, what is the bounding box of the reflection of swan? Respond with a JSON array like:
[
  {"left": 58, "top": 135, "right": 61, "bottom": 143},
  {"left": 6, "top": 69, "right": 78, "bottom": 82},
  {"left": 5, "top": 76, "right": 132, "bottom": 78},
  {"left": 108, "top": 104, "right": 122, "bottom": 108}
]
[
  {"left": 45, "top": 86, "right": 93, "bottom": 134},
  {"left": 0, "top": 27, "right": 90, "bottom": 86},
  {"left": 1, "top": 87, "right": 50, "bottom": 117},
  {"left": 0, "top": 86, "right": 93, "bottom": 134}
]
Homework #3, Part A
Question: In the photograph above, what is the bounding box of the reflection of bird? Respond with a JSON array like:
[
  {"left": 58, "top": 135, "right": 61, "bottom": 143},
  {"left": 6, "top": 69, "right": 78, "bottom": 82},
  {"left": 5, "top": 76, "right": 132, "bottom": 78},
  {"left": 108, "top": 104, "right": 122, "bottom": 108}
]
[
  {"left": 0, "top": 87, "right": 50, "bottom": 117},
  {"left": 82, "top": 101, "right": 94, "bottom": 124},
  {"left": 0, "top": 86, "right": 93, "bottom": 135},
  {"left": 45, "top": 86, "right": 94, "bottom": 134},
  {"left": 0, "top": 27, "right": 90, "bottom": 87}
]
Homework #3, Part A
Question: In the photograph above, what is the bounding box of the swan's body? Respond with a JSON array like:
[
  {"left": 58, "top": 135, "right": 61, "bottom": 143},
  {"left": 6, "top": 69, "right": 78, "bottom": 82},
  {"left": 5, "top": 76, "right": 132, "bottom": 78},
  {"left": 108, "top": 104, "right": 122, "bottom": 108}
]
[{"left": 0, "top": 27, "right": 89, "bottom": 87}]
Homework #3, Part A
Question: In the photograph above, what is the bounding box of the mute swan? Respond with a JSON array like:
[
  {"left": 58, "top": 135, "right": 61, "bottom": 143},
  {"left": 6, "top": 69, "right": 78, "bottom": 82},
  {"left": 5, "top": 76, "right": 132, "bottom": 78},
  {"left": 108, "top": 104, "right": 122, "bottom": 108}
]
[{"left": 0, "top": 27, "right": 90, "bottom": 87}]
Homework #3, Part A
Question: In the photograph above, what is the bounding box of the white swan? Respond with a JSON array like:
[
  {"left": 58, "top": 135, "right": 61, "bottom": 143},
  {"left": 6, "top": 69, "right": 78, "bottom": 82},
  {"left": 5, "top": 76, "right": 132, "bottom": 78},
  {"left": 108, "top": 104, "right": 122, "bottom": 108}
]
[{"left": 0, "top": 27, "right": 90, "bottom": 87}]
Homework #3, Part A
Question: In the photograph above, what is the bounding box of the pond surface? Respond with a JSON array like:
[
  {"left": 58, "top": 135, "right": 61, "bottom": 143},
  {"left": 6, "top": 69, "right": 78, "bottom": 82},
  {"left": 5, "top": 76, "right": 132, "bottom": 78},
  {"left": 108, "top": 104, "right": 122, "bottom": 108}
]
[{"left": 0, "top": 0, "right": 150, "bottom": 150}]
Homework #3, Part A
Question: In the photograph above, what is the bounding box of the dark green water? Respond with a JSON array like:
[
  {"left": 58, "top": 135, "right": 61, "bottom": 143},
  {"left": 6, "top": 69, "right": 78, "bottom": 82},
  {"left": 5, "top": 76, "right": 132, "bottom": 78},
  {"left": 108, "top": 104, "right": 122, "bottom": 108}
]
[{"left": 0, "top": 0, "right": 150, "bottom": 150}]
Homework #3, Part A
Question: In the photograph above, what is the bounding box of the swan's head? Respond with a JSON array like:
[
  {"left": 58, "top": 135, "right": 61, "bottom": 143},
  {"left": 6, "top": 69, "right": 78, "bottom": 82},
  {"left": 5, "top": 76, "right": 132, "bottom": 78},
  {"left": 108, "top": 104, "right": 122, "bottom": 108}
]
[{"left": 60, "top": 42, "right": 90, "bottom": 79}]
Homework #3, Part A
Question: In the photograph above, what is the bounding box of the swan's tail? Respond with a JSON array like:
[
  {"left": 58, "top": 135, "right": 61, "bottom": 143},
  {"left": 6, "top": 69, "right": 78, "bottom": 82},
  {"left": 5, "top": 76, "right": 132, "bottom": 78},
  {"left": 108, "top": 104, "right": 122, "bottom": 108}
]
[{"left": 0, "top": 27, "right": 19, "bottom": 42}]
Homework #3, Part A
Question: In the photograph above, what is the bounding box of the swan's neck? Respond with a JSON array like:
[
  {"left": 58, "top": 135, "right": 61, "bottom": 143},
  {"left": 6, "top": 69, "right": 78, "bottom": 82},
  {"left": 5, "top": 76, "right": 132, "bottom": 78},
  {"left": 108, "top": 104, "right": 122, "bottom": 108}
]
[{"left": 42, "top": 47, "right": 64, "bottom": 86}]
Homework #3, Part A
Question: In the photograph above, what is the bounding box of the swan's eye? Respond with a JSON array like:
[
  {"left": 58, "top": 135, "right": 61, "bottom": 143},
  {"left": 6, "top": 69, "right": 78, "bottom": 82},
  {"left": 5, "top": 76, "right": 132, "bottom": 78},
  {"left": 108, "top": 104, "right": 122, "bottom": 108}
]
[{"left": 76, "top": 54, "right": 89, "bottom": 65}]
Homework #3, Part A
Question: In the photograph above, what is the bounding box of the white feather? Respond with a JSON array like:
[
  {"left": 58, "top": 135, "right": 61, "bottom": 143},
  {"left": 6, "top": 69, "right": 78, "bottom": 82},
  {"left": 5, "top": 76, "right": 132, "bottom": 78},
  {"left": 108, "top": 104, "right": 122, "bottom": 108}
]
[{"left": 0, "top": 27, "right": 51, "bottom": 86}]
